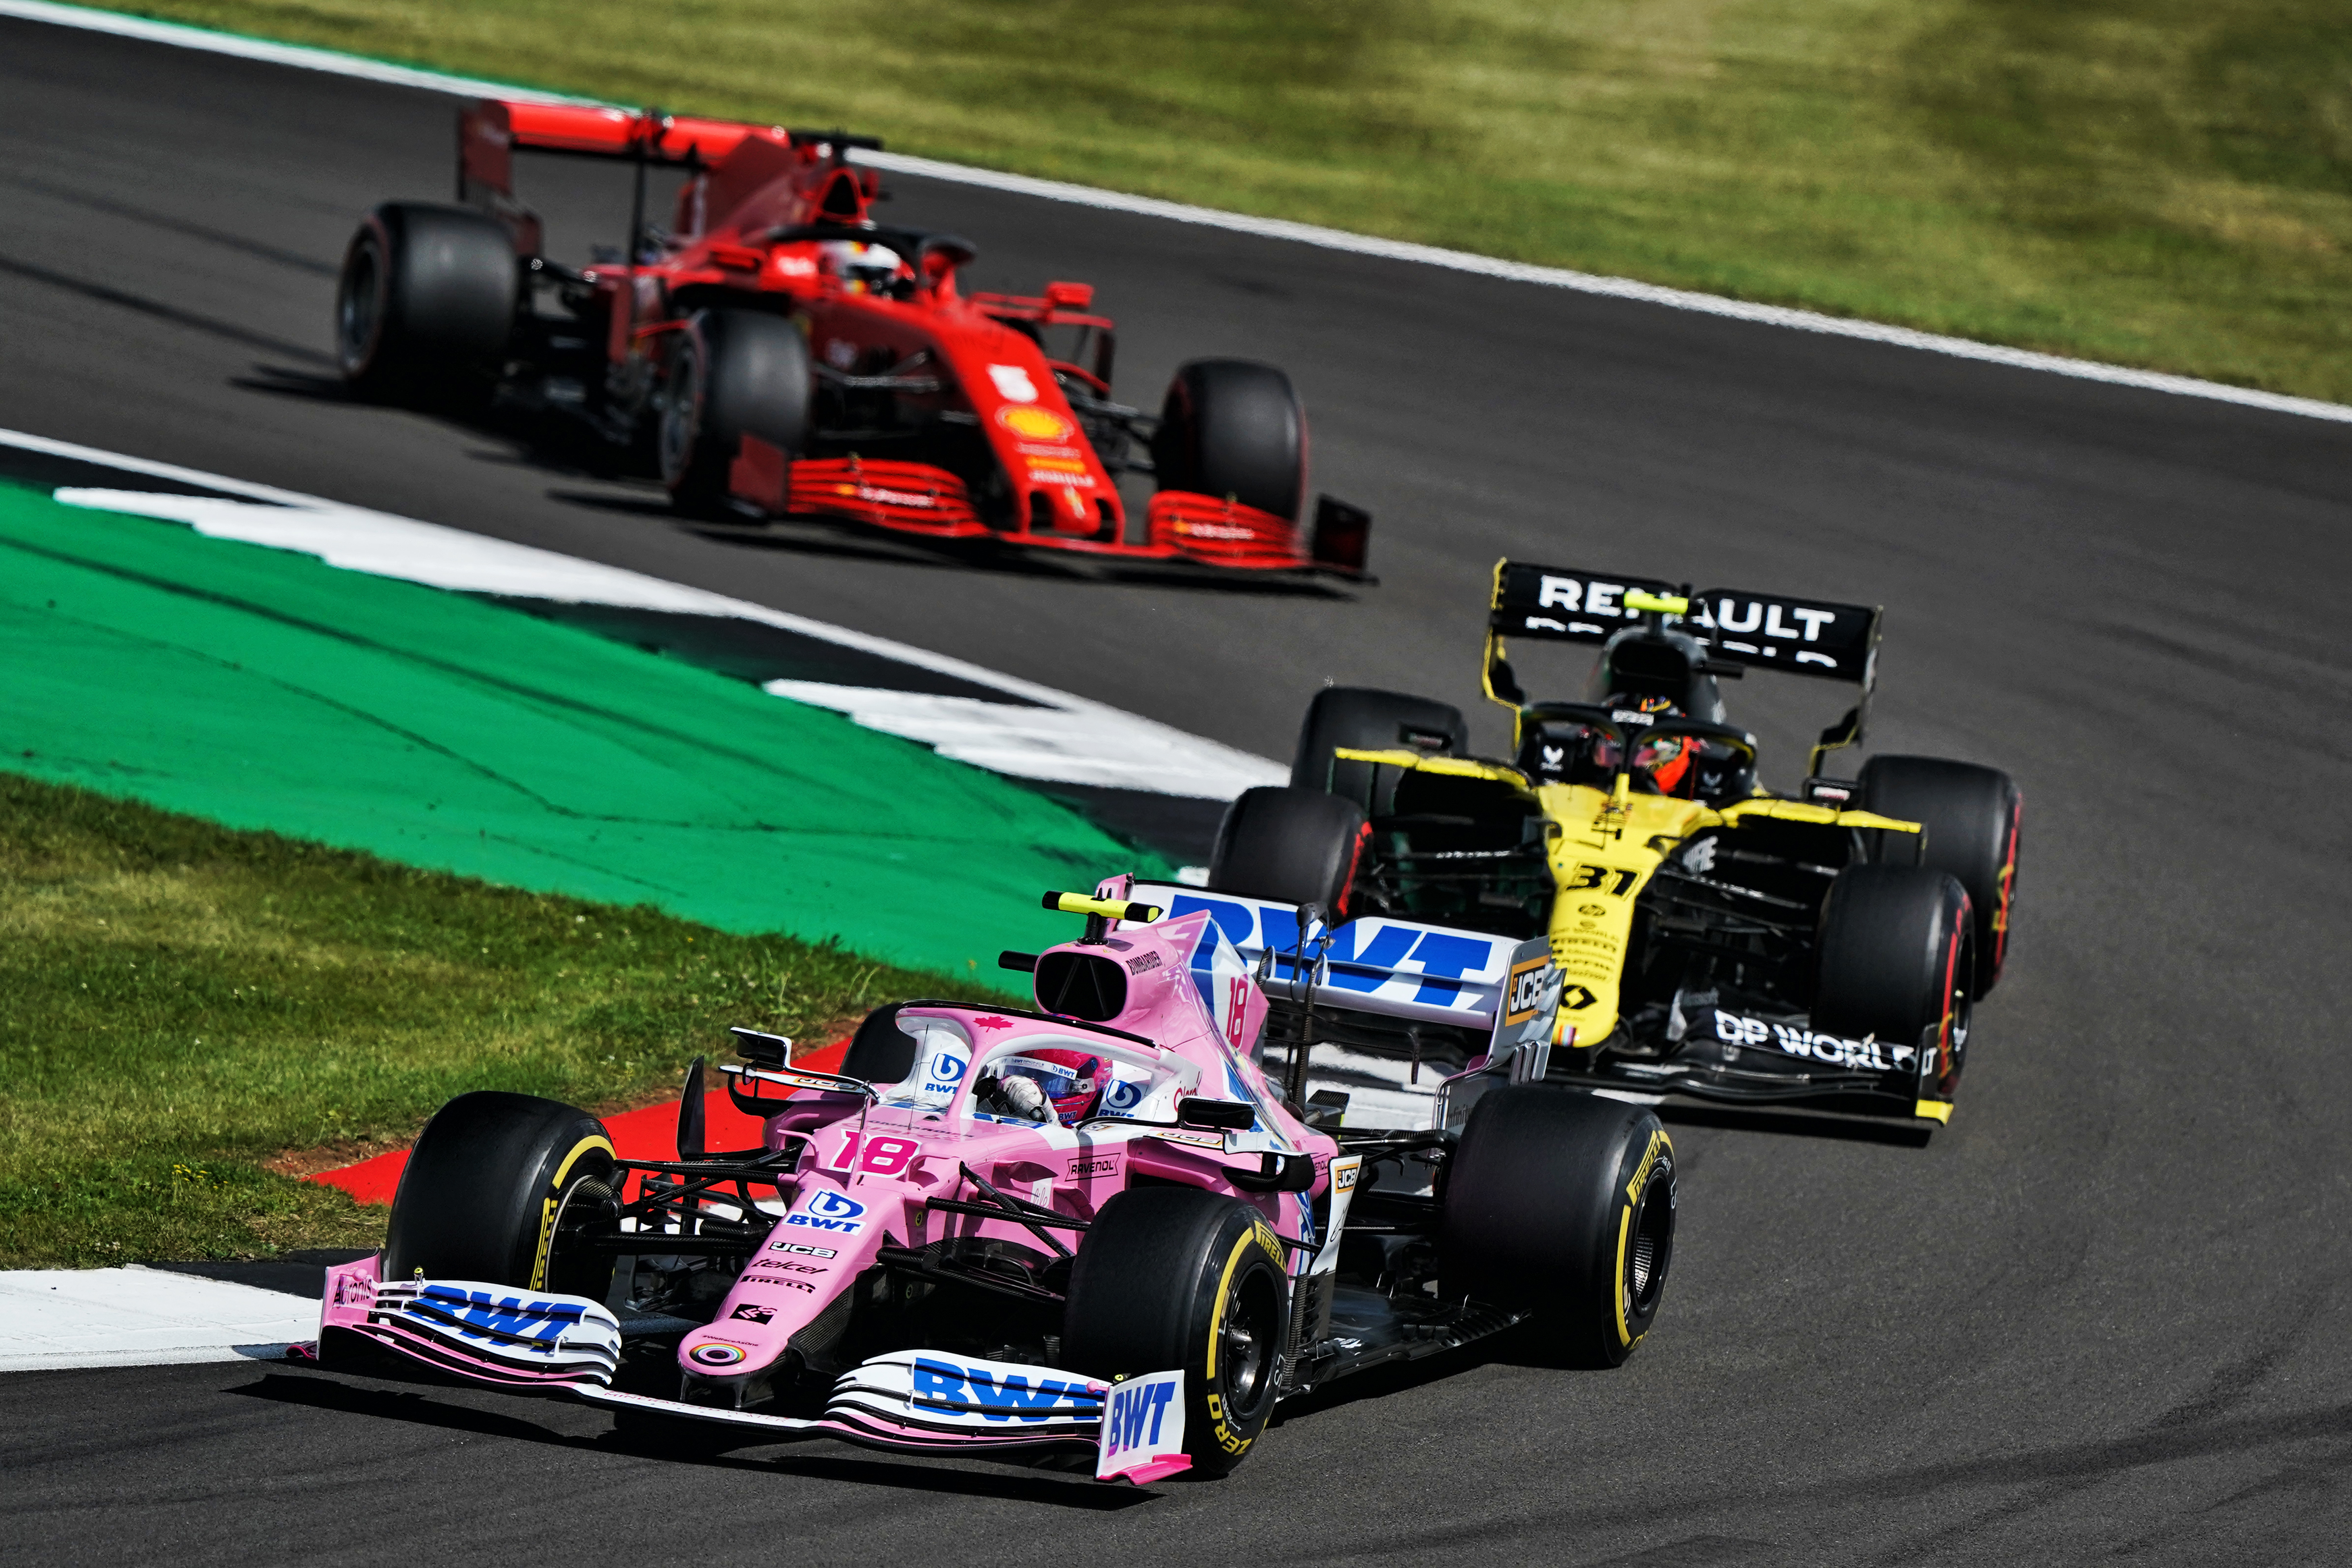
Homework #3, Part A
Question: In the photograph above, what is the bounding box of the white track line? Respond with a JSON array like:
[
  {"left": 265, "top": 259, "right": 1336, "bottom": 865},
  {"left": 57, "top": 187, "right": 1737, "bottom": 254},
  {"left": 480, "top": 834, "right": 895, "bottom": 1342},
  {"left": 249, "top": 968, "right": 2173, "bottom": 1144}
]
[
  {"left": 0, "top": 1267, "right": 314, "bottom": 1373},
  {"left": 6, "top": 0, "right": 2347, "bottom": 427},
  {"left": 4, "top": 426, "right": 1284, "bottom": 800}
]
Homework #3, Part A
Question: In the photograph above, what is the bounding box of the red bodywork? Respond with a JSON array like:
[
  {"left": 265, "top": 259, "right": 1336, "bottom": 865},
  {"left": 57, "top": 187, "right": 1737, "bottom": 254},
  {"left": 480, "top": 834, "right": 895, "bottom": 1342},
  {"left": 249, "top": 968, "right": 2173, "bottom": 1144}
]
[{"left": 458, "top": 102, "right": 1362, "bottom": 574}]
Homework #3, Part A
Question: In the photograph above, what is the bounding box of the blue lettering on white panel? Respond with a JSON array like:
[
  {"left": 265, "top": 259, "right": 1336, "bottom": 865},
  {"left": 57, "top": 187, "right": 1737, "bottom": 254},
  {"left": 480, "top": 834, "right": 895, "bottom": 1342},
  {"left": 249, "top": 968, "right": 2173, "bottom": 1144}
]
[
  {"left": 911, "top": 1359, "right": 965, "bottom": 1403},
  {"left": 1322, "top": 924, "right": 1419, "bottom": 992},
  {"left": 967, "top": 1370, "right": 1078, "bottom": 1421},
  {"left": 1408, "top": 932, "right": 1495, "bottom": 1004},
  {"left": 1103, "top": 1378, "right": 1179, "bottom": 1457},
  {"left": 1170, "top": 894, "right": 1254, "bottom": 949}
]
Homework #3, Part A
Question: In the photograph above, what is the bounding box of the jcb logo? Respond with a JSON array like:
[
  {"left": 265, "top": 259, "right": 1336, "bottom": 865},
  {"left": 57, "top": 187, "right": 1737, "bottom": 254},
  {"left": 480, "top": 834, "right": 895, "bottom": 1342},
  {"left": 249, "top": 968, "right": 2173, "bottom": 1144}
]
[
  {"left": 1566, "top": 864, "right": 1639, "bottom": 897},
  {"left": 1504, "top": 958, "right": 1551, "bottom": 1024}
]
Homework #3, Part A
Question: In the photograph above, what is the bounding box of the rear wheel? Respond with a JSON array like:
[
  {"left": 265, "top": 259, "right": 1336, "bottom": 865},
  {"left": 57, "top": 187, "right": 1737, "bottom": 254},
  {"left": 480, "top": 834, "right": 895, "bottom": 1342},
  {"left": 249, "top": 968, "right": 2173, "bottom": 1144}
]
[
  {"left": 1814, "top": 863, "right": 1974, "bottom": 1094},
  {"left": 1151, "top": 359, "right": 1306, "bottom": 520},
  {"left": 1208, "top": 785, "right": 1368, "bottom": 915},
  {"left": 1857, "top": 755, "right": 2020, "bottom": 996},
  {"left": 1439, "top": 1086, "right": 1676, "bottom": 1368},
  {"left": 659, "top": 308, "right": 812, "bottom": 514},
  {"left": 1291, "top": 686, "right": 1468, "bottom": 813},
  {"left": 1063, "top": 1187, "right": 1289, "bottom": 1477},
  {"left": 336, "top": 202, "right": 516, "bottom": 403},
  {"left": 382, "top": 1091, "right": 617, "bottom": 1300}
]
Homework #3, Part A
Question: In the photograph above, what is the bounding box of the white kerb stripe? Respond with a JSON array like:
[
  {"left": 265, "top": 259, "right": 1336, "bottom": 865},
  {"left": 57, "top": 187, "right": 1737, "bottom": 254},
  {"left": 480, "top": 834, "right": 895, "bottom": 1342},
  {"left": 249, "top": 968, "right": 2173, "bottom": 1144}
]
[
  {"left": 3, "top": 425, "right": 1285, "bottom": 800},
  {"left": 5, "top": 0, "right": 2345, "bottom": 426}
]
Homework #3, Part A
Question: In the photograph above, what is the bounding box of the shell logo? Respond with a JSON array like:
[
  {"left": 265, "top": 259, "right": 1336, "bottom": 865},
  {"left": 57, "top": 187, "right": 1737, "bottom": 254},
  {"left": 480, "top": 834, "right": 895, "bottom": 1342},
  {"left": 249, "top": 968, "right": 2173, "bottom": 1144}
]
[{"left": 995, "top": 405, "right": 1075, "bottom": 442}]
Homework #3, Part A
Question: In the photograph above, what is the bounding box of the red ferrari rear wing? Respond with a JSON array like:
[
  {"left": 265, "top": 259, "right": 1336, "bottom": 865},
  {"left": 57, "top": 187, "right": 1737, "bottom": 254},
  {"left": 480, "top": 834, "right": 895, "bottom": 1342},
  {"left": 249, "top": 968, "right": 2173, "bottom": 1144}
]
[
  {"left": 463, "top": 100, "right": 879, "bottom": 171},
  {"left": 457, "top": 100, "right": 884, "bottom": 258}
]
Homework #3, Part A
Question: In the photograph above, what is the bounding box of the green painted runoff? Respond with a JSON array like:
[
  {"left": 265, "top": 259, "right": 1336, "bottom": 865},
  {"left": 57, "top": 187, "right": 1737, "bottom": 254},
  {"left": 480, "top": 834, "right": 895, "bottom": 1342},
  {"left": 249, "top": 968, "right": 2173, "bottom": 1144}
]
[{"left": 0, "top": 483, "right": 1167, "bottom": 980}]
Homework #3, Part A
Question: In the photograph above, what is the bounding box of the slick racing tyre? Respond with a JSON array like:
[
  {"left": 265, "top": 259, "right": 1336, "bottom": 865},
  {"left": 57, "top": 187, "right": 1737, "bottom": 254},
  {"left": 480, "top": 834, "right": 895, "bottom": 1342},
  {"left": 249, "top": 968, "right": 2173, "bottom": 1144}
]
[
  {"left": 1814, "top": 863, "right": 1974, "bottom": 1093},
  {"left": 1291, "top": 686, "right": 1469, "bottom": 812},
  {"left": 1440, "top": 1086, "right": 1676, "bottom": 1368},
  {"left": 659, "top": 308, "right": 812, "bottom": 514},
  {"left": 336, "top": 202, "right": 517, "bottom": 403},
  {"left": 1208, "top": 785, "right": 1369, "bottom": 916},
  {"left": 1858, "top": 755, "right": 2022, "bottom": 997},
  {"left": 383, "top": 1091, "right": 617, "bottom": 1299},
  {"left": 1151, "top": 359, "right": 1306, "bottom": 521},
  {"left": 1064, "top": 1187, "right": 1288, "bottom": 1477}
]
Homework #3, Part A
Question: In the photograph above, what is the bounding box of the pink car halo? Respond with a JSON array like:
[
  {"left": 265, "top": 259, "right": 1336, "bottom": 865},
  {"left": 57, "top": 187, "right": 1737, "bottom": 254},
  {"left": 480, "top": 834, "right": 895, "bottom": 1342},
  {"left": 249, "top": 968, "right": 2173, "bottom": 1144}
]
[{"left": 308, "top": 876, "right": 1679, "bottom": 1481}]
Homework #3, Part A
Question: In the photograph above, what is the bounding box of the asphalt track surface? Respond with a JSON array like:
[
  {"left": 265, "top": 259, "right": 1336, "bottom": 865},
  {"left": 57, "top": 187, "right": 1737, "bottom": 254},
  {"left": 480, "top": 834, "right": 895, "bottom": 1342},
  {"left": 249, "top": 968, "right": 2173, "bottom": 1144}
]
[{"left": 6, "top": 18, "right": 2352, "bottom": 1566}]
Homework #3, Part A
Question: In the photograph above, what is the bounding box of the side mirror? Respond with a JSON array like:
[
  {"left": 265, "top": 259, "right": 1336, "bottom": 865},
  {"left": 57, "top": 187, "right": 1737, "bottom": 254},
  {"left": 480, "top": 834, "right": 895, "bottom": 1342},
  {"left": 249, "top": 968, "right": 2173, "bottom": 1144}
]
[
  {"left": 1231, "top": 1151, "right": 1317, "bottom": 1194},
  {"left": 1176, "top": 1096, "right": 1256, "bottom": 1131}
]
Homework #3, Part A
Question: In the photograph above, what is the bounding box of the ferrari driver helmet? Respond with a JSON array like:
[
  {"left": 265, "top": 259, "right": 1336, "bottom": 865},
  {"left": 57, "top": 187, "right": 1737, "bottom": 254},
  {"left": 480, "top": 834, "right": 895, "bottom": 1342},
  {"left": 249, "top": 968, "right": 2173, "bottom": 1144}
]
[
  {"left": 820, "top": 239, "right": 904, "bottom": 293},
  {"left": 977, "top": 1048, "right": 1105, "bottom": 1126}
]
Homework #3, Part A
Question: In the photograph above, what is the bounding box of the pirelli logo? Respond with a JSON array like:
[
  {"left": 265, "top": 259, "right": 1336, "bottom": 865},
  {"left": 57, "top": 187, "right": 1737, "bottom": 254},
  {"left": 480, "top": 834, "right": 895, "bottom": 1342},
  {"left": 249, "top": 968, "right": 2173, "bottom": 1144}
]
[{"left": 1503, "top": 955, "right": 1552, "bottom": 1026}]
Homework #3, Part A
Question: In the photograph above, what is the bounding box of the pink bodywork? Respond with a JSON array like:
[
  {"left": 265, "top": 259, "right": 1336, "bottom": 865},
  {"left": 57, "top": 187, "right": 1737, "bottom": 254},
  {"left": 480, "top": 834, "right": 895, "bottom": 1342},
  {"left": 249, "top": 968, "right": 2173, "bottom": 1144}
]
[{"left": 319, "top": 875, "right": 1331, "bottom": 1467}]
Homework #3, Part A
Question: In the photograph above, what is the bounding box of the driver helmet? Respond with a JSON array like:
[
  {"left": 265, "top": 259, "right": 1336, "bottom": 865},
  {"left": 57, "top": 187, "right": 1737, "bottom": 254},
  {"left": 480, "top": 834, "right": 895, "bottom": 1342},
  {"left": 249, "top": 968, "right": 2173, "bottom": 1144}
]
[
  {"left": 985, "top": 1049, "right": 1105, "bottom": 1127},
  {"left": 1612, "top": 694, "right": 1699, "bottom": 797},
  {"left": 818, "top": 239, "right": 903, "bottom": 294}
]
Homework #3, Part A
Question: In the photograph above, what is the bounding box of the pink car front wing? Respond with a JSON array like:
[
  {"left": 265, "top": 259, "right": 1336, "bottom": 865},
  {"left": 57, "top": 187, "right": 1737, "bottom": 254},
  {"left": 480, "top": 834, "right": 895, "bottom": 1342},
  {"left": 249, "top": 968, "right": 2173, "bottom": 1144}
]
[{"left": 318, "top": 1251, "right": 1190, "bottom": 1483}]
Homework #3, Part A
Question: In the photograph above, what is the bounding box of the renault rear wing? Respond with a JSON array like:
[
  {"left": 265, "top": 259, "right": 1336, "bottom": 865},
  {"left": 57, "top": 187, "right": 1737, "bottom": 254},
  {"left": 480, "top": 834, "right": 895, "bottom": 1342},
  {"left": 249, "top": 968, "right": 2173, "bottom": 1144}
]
[{"left": 1484, "top": 559, "right": 1883, "bottom": 774}]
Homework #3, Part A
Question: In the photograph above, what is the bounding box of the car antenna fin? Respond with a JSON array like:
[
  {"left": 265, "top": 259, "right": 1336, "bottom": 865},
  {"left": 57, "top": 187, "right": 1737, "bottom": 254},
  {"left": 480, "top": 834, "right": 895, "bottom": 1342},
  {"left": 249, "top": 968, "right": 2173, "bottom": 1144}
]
[{"left": 677, "top": 1054, "right": 707, "bottom": 1162}]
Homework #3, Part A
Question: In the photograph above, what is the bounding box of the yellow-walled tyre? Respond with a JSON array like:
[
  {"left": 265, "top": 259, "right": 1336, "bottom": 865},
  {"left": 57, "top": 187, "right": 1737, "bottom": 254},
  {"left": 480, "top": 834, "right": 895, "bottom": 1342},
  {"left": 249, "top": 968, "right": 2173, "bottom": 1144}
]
[
  {"left": 383, "top": 1091, "right": 617, "bottom": 1300},
  {"left": 1439, "top": 1086, "right": 1677, "bottom": 1368},
  {"left": 1064, "top": 1187, "right": 1289, "bottom": 1477}
]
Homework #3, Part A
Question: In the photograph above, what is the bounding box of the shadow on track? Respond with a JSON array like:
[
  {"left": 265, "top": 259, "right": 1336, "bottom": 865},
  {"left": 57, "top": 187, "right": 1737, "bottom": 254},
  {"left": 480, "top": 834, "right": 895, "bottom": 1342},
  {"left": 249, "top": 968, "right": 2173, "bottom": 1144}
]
[
  {"left": 234, "top": 367, "right": 1356, "bottom": 598},
  {"left": 0, "top": 253, "right": 331, "bottom": 365},
  {"left": 232, "top": 1371, "right": 1159, "bottom": 1510},
  {"left": 1658, "top": 1103, "right": 1935, "bottom": 1149}
]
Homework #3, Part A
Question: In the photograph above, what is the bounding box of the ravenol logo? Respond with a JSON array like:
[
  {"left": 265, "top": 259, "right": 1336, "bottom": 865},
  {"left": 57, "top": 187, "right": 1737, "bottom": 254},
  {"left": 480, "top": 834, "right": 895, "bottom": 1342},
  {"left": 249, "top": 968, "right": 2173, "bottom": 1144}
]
[
  {"left": 785, "top": 1190, "right": 868, "bottom": 1233},
  {"left": 910, "top": 1358, "right": 1096, "bottom": 1423}
]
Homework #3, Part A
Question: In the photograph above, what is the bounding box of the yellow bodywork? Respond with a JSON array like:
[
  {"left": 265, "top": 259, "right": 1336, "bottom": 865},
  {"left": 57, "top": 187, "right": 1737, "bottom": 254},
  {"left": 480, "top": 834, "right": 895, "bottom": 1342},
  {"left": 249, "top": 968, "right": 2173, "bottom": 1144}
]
[{"left": 1333, "top": 748, "right": 1921, "bottom": 1044}]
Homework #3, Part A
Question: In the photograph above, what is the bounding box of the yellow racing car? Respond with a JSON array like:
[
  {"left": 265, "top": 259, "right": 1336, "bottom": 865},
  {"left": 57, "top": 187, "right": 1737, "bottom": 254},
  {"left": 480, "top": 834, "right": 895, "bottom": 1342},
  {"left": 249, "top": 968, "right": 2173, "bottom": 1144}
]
[{"left": 1205, "top": 561, "right": 2021, "bottom": 1124}]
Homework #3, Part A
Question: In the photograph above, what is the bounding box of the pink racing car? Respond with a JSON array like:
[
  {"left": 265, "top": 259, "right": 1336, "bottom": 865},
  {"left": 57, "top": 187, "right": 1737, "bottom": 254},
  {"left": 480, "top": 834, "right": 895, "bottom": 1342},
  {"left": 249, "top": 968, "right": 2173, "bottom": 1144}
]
[{"left": 306, "top": 878, "right": 1677, "bottom": 1481}]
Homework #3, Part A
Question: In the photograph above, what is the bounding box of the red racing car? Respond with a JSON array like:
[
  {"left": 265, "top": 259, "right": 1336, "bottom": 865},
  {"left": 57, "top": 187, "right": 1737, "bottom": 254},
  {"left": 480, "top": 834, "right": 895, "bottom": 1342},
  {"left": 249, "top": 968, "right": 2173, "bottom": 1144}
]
[{"left": 333, "top": 101, "right": 1372, "bottom": 578}]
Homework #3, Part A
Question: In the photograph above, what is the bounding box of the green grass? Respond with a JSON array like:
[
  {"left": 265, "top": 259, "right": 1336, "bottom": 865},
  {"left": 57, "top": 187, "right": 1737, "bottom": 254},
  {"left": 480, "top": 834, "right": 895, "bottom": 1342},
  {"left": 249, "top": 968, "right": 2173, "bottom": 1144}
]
[
  {"left": 0, "top": 773, "right": 995, "bottom": 1267},
  {"left": 87, "top": 0, "right": 2352, "bottom": 403}
]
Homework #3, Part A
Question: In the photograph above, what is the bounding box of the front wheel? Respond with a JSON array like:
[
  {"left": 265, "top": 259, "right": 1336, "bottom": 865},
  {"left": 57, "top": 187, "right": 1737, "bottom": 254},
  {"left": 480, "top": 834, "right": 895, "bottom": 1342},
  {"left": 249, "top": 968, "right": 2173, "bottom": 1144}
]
[
  {"left": 1813, "top": 863, "right": 1974, "bottom": 1095},
  {"left": 382, "top": 1091, "right": 617, "bottom": 1299},
  {"left": 1151, "top": 359, "right": 1306, "bottom": 521},
  {"left": 1063, "top": 1187, "right": 1289, "bottom": 1477},
  {"left": 1439, "top": 1086, "right": 1676, "bottom": 1368}
]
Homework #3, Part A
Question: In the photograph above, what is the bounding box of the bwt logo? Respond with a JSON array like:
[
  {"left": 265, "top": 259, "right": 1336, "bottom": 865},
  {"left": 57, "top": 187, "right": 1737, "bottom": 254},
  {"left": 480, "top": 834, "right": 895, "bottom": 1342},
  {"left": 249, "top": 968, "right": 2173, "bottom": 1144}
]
[
  {"left": 924, "top": 1049, "right": 967, "bottom": 1085},
  {"left": 910, "top": 1359, "right": 1093, "bottom": 1423},
  {"left": 786, "top": 1190, "right": 867, "bottom": 1232},
  {"left": 421, "top": 1287, "right": 579, "bottom": 1350},
  {"left": 1102, "top": 1378, "right": 1180, "bottom": 1457}
]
